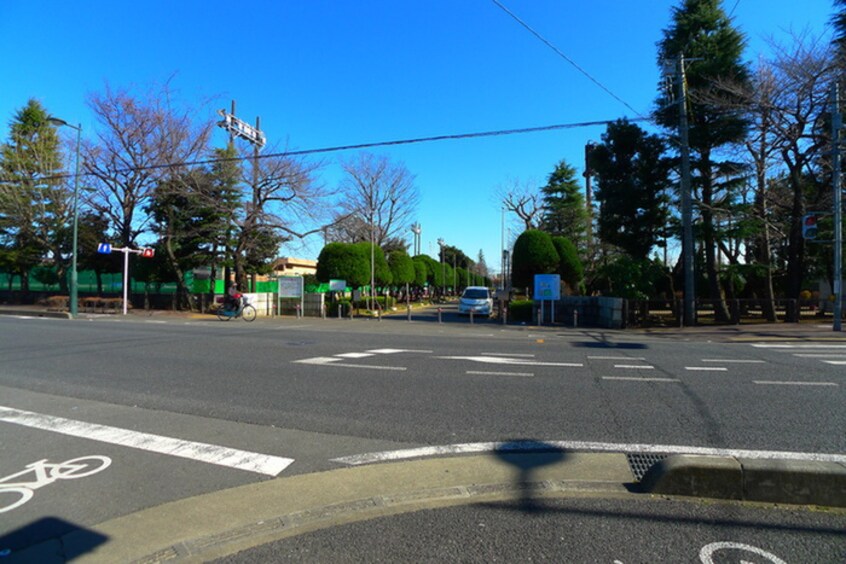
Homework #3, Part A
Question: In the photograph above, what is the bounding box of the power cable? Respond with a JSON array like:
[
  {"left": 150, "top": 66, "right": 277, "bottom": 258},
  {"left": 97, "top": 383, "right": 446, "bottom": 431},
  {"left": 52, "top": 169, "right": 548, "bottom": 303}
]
[
  {"left": 490, "top": 0, "right": 646, "bottom": 118},
  {"left": 46, "top": 117, "right": 651, "bottom": 181}
]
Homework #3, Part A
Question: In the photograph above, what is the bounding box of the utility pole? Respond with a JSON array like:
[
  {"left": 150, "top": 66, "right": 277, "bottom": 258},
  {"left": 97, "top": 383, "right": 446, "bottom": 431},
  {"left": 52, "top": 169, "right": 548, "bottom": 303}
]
[
  {"left": 677, "top": 53, "right": 696, "bottom": 327},
  {"left": 833, "top": 83, "right": 842, "bottom": 332},
  {"left": 584, "top": 142, "right": 595, "bottom": 254}
]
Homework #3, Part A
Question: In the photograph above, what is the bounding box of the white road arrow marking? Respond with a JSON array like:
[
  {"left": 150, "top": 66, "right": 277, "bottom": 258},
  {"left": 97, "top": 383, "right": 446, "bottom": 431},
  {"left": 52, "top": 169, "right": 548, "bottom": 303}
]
[{"left": 437, "top": 356, "right": 582, "bottom": 367}]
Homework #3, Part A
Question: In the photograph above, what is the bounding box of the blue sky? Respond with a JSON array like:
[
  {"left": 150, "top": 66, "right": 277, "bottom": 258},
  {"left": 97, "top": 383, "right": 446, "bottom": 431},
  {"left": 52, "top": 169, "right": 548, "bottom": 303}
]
[{"left": 0, "top": 0, "right": 835, "bottom": 274}]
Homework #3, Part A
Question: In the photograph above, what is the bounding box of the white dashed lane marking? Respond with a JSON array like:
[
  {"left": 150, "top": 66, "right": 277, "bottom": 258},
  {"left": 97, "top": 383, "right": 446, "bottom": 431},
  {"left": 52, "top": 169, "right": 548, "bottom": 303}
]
[
  {"left": 700, "top": 359, "right": 766, "bottom": 363},
  {"left": 754, "top": 380, "right": 838, "bottom": 387},
  {"left": 602, "top": 376, "right": 679, "bottom": 383},
  {"left": 466, "top": 371, "right": 534, "bottom": 377}
]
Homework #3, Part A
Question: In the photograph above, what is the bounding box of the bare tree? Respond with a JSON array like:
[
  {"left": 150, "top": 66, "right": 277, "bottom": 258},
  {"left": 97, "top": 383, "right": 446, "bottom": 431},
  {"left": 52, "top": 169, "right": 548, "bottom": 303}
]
[
  {"left": 496, "top": 177, "right": 543, "bottom": 232},
  {"left": 232, "top": 144, "right": 330, "bottom": 286},
  {"left": 84, "top": 82, "right": 212, "bottom": 248},
  {"left": 333, "top": 153, "right": 419, "bottom": 248},
  {"left": 711, "top": 32, "right": 835, "bottom": 320}
]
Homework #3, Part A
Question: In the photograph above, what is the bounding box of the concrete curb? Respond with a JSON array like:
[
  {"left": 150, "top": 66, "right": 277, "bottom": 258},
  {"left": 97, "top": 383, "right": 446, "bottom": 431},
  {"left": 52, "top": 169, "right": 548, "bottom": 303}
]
[
  {"left": 0, "top": 308, "right": 70, "bottom": 320},
  {"left": 640, "top": 455, "right": 846, "bottom": 507}
]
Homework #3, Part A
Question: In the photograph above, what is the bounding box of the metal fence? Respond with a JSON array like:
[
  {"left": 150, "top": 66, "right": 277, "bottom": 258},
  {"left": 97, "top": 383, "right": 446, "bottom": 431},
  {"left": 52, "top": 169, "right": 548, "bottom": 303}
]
[{"left": 623, "top": 299, "right": 828, "bottom": 327}]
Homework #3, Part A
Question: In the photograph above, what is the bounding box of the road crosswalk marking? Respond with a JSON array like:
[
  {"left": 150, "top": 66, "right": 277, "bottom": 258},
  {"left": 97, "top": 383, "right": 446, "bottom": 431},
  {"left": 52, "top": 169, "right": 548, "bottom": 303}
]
[{"left": 0, "top": 406, "right": 293, "bottom": 476}]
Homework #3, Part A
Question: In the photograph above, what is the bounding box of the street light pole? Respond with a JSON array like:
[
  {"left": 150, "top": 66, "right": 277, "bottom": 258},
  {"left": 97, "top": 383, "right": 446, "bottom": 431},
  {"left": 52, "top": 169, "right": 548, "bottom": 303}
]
[
  {"left": 47, "top": 117, "right": 82, "bottom": 319},
  {"left": 437, "top": 238, "right": 445, "bottom": 298}
]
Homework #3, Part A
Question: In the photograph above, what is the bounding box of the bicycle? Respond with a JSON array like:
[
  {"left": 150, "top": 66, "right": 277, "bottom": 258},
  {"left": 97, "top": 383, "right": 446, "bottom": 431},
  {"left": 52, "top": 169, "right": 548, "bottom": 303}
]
[
  {"left": 0, "top": 456, "right": 112, "bottom": 513},
  {"left": 216, "top": 297, "right": 257, "bottom": 322}
]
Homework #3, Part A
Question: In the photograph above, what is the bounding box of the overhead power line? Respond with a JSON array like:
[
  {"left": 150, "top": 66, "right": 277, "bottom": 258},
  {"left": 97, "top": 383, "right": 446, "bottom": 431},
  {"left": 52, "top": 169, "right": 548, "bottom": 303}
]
[
  {"left": 47, "top": 117, "right": 650, "bottom": 181},
  {"left": 490, "top": 0, "right": 646, "bottom": 118}
]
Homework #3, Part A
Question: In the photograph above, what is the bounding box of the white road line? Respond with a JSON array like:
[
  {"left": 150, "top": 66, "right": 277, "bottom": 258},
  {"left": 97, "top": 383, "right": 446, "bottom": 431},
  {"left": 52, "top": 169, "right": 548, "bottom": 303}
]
[
  {"left": 822, "top": 360, "right": 846, "bottom": 365},
  {"left": 317, "top": 363, "right": 408, "bottom": 371},
  {"left": 466, "top": 370, "right": 534, "bottom": 377},
  {"left": 685, "top": 367, "right": 728, "bottom": 372},
  {"left": 366, "top": 348, "right": 433, "bottom": 354},
  {"left": 438, "top": 356, "right": 582, "bottom": 367},
  {"left": 613, "top": 364, "right": 655, "bottom": 370},
  {"left": 0, "top": 406, "right": 292, "bottom": 476},
  {"left": 273, "top": 325, "right": 312, "bottom": 330},
  {"left": 752, "top": 344, "right": 846, "bottom": 349},
  {"left": 481, "top": 353, "right": 536, "bottom": 358},
  {"left": 293, "top": 357, "right": 342, "bottom": 365},
  {"left": 335, "top": 352, "right": 375, "bottom": 359},
  {"left": 588, "top": 356, "right": 646, "bottom": 361},
  {"left": 700, "top": 359, "right": 765, "bottom": 363},
  {"left": 144, "top": 320, "right": 168, "bottom": 324},
  {"left": 602, "top": 376, "right": 679, "bottom": 382},
  {"left": 754, "top": 380, "right": 838, "bottom": 387},
  {"left": 793, "top": 353, "right": 846, "bottom": 358},
  {"left": 332, "top": 440, "right": 846, "bottom": 466}
]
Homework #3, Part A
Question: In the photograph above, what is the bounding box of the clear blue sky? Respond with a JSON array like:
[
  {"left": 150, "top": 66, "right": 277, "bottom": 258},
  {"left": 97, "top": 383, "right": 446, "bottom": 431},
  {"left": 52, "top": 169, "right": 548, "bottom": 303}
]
[{"left": 0, "top": 0, "right": 835, "bottom": 274}]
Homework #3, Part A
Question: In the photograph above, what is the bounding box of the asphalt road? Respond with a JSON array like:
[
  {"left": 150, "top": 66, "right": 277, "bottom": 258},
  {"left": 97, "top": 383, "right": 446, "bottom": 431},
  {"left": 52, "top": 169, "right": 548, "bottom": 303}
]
[
  {"left": 217, "top": 497, "right": 846, "bottom": 563},
  {"left": 1, "top": 311, "right": 845, "bottom": 560}
]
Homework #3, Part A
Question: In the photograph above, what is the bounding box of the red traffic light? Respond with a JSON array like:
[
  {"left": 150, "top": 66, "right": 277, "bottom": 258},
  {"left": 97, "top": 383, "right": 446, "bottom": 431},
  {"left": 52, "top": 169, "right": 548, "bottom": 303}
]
[
  {"left": 802, "top": 214, "right": 817, "bottom": 240},
  {"left": 141, "top": 248, "right": 155, "bottom": 258}
]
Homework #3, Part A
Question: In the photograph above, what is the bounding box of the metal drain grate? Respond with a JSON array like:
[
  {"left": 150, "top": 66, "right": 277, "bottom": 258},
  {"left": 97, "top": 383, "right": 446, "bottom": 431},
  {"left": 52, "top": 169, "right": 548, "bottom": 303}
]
[{"left": 626, "top": 453, "right": 669, "bottom": 481}]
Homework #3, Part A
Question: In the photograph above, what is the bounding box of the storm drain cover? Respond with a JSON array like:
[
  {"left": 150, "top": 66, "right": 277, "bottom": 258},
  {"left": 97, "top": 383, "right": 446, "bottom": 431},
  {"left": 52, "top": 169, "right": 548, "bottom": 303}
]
[{"left": 626, "top": 453, "right": 669, "bottom": 481}]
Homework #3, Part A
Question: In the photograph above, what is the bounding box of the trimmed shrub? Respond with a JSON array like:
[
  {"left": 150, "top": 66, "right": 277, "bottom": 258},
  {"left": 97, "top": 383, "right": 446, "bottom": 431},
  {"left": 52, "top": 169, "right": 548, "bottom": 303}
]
[{"left": 508, "top": 299, "right": 534, "bottom": 322}]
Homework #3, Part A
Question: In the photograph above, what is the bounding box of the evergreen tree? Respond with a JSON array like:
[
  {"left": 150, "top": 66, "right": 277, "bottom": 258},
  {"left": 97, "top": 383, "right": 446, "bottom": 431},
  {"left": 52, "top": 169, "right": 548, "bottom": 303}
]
[
  {"left": 656, "top": 0, "right": 749, "bottom": 322},
  {"left": 540, "top": 160, "right": 587, "bottom": 247},
  {"left": 591, "top": 119, "right": 671, "bottom": 261},
  {"left": 511, "top": 230, "right": 559, "bottom": 293},
  {"left": 0, "top": 99, "right": 69, "bottom": 293}
]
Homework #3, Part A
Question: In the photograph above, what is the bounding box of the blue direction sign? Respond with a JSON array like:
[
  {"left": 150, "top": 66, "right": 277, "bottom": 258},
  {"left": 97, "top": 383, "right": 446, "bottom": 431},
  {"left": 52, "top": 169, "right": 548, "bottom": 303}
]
[{"left": 97, "top": 243, "right": 112, "bottom": 254}]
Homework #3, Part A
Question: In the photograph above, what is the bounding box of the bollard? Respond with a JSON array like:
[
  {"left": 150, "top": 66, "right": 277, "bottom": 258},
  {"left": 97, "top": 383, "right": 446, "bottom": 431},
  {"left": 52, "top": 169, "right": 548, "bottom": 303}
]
[
  {"left": 502, "top": 306, "right": 507, "bottom": 325},
  {"left": 295, "top": 304, "right": 301, "bottom": 319},
  {"left": 338, "top": 304, "right": 342, "bottom": 319},
  {"left": 438, "top": 307, "right": 442, "bottom": 324},
  {"left": 322, "top": 303, "right": 327, "bottom": 320},
  {"left": 470, "top": 310, "right": 474, "bottom": 324},
  {"left": 407, "top": 304, "right": 412, "bottom": 322},
  {"left": 573, "top": 309, "right": 578, "bottom": 328},
  {"left": 378, "top": 308, "right": 382, "bottom": 322}
]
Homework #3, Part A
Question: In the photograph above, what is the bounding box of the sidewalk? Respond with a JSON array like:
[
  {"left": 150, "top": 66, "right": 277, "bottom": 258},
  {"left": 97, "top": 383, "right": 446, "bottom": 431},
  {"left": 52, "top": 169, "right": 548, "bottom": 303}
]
[{"left": 9, "top": 450, "right": 845, "bottom": 563}]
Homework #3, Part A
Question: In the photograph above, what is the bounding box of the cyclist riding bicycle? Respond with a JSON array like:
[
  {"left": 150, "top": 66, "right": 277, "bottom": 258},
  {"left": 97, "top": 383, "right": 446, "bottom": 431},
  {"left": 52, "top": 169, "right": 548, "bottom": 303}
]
[{"left": 226, "top": 283, "right": 242, "bottom": 312}]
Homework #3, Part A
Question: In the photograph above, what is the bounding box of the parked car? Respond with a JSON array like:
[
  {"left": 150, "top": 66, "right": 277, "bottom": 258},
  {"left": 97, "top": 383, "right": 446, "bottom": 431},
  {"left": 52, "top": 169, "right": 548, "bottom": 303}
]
[{"left": 458, "top": 286, "right": 493, "bottom": 316}]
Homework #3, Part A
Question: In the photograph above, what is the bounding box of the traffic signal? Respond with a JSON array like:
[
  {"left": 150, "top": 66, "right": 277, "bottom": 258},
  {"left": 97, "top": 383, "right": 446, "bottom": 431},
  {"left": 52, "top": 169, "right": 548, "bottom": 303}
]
[
  {"left": 141, "top": 248, "right": 155, "bottom": 258},
  {"left": 802, "top": 214, "right": 818, "bottom": 240}
]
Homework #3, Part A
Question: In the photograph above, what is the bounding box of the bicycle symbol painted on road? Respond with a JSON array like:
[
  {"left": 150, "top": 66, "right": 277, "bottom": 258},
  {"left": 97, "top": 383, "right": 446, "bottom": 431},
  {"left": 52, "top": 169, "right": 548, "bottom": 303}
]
[{"left": 0, "top": 456, "right": 111, "bottom": 513}]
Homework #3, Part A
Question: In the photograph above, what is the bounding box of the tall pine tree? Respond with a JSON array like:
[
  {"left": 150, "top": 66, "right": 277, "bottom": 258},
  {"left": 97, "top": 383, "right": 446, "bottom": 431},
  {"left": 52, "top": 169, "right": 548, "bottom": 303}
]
[
  {"left": 540, "top": 160, "right": 588, "bottom": 249},
  {"left": 656, "top": 0, "right": 749, "bottom": 322}
]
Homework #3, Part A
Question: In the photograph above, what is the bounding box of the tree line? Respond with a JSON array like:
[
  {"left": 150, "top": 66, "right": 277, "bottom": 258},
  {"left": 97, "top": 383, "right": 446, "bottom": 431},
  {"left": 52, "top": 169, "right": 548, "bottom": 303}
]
[
  {"left": 0, "top": 83, "right": 422, "bottom": 309},
  {"left": 3, "top": 0, "right": 845, "bottom": 320},
  {"left": 501, "top": 0, "right": 846, "bottom": 322}
]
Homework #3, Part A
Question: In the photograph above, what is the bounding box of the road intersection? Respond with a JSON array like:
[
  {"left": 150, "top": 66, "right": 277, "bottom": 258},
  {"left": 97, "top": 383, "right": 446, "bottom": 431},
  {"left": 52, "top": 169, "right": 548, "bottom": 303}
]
[{"left": 0, "top": 310, "right": 844, "bottom": 561}]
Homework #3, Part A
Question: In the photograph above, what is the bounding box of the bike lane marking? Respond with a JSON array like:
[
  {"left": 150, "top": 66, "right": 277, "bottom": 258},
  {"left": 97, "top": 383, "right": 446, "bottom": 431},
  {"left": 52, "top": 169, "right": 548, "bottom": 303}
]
[{"left": 0, "top": 406, "right": 293, "bottom": 476}]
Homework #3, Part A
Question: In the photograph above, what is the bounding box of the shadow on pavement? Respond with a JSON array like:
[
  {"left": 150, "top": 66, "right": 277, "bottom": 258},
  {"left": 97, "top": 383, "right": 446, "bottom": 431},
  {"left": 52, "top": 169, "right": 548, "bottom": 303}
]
[
  {"left": 0, "top": 516, "right": 108, "bottom": 560},
  {"left": 492, "top": 440, "right": 568, "bottom": 513},
  {"left": 570, "top": 332, "right": 648, "bottom": 349}
]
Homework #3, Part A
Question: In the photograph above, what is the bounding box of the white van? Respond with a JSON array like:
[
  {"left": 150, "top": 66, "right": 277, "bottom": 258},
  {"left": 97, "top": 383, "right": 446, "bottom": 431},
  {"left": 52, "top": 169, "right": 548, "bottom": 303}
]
[{"left": 458, "top": 286, "right": 493, "bottom": 316}]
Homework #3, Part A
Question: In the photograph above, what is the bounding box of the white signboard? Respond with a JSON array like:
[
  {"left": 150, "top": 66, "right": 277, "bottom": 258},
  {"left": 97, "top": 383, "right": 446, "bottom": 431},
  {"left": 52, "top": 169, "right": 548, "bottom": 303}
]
[
  {"left": 278, "top": 276, "right": 304, "bottom": 298},
  {"left": 217, "top": 110, "right": 266, "bottom": 148},
  {"left": 329, "top": 279, "right": 347, "bottom": 291}
]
